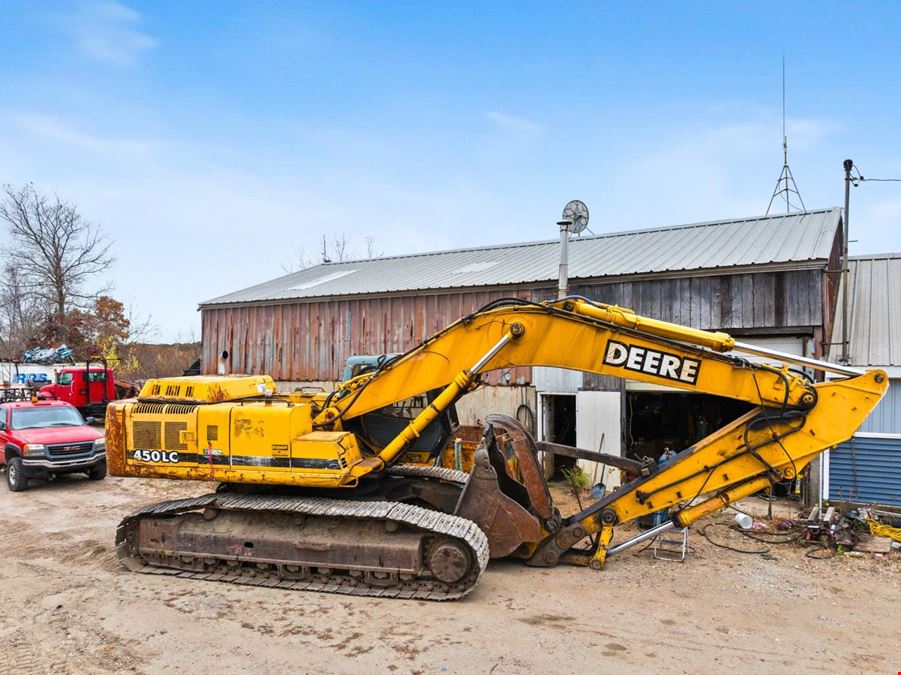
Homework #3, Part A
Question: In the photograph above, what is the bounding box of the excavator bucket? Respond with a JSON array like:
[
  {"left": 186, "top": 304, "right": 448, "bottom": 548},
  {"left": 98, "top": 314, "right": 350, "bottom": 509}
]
[{"left": 454, "top": 416, "right": 555, "bottom": 558}]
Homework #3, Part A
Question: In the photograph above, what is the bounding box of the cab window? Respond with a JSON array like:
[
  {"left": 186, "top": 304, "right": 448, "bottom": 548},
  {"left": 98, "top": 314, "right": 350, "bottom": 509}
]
[
  {"left": 57, "top": 372, "right": 73, "bottom": 386},
  {"left": 87, "top": 371, "right": 107, "bottom": 382}
]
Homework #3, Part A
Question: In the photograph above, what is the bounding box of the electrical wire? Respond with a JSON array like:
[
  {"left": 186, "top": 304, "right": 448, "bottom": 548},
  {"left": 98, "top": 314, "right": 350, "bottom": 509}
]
[
  {"left": 701, "top": 522, "right": 771, "bottom": 554},
  {"left": 804, "top": 546, "right": 836, "bottom": 559},
  {"left": 515, "top": 403, "right": 535, "bottom": 436},
  {"left": 747, "top": 366, "right": 803, "bottom": 483},
  {"left": 726, "top": 503, "right": 755, "bottom": 518},
  {"left": 735, "top": 528, "right": 803, "bottom": 545},
  {"left": 701, "top": 521, "right": 831, "bottom": 559},
  {"left": 630, "top": 538, "right": 656, "bottom": 555},
  {"left": 868, "top": 519, "right": 901, "bottom": 543},
  {"left": 850, "top": 163, "right": 901, "bottom": 184},
  {"left": 642, "top": 358, "right": 810, "bottom": 509}
]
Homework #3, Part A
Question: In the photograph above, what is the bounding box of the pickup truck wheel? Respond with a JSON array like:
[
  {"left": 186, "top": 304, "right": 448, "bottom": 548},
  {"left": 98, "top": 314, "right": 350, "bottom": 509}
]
[
  {"left": 87, "top": 463, "right": 107, "bottom": 481},
  {"left": 6, "top": 457, "right": 28, "bottom": 492}
]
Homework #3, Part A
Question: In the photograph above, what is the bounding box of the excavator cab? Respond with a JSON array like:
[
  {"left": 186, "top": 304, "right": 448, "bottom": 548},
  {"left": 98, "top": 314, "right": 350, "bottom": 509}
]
[
  {"left": 346, "top": 390, "right": 459, "bottom": 457},
  {"left": 341, "top": 354, "right": 460, "bottom": 458}
]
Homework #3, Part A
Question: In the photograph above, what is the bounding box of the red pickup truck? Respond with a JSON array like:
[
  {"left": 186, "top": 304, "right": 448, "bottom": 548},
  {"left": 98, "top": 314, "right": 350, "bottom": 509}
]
[{"left": 0, "top": 400, "right": 106, "bottom": 491}]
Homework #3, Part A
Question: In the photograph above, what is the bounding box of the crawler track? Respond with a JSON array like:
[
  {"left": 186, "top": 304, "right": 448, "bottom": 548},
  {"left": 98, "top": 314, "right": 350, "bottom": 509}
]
[
  {"left": 386, "top": 463, "right": 469, "bottom": 485},
  {"left": 116, "top": 491, "right": 489, "bottom": 600}
]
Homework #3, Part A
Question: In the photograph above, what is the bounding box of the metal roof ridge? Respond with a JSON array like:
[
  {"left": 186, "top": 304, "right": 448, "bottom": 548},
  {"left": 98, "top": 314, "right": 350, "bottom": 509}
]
[
  {"left": 590, "top": 206, "right": 839, "bottom": 240},
  {"left": 199, "top": 207, "right": 842, "bottom": 306},
  {"left": 275, "top": 206, "right": 842, "bottom": 268},
  {"left": 849, "top": 252, "right": 901, "bottom": 261}
]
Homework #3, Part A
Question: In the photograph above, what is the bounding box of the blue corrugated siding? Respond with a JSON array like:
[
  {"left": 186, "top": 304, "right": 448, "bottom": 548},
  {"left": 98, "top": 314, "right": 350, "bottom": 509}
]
[
  {"left": 829, "top": 436, "right": 901, "bottom": 506},
  {"left": 859, "top": 380, "right": 901, "bottom": 434}
]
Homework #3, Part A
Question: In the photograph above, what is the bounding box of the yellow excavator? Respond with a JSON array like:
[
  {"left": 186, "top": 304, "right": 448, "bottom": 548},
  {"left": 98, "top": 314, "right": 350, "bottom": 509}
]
[{"left": 106, "top": 297, "right": 887, "bottom": 599}]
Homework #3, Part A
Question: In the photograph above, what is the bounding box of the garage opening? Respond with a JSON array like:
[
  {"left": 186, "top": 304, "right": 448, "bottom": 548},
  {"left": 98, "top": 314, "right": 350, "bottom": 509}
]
[
  {"left": 541, "top": 394, "right": 577, "bottom": 479},
  {"left": 626, "top": 391, "right": 752, "bottom": 462}
]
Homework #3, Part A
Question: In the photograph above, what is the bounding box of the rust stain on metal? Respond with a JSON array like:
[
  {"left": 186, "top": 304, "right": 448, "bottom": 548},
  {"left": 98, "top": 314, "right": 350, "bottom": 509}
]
[
  {"left": 437, "top": 424, "right": 481, "bottom": 472},
  {"left": 455, "top": 444, "right": 541, "bottom": 558},
  {"left": 104, "top": 406, "right": 127, "bottom": 476},
  {"left": 486, "top": 414, "right": 553, "bottom": 520}
]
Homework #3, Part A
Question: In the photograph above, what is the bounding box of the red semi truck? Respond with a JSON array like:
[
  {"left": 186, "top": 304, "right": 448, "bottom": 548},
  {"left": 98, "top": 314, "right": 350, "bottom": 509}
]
[{"left": 37, "top": 361, "right": 116, "bottom": 418}]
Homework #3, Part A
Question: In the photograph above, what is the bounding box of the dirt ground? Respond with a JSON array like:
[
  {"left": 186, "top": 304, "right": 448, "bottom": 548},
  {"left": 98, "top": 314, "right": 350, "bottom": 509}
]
[{"left": 1, "top": 474, "right": 898, "bottom": 675}]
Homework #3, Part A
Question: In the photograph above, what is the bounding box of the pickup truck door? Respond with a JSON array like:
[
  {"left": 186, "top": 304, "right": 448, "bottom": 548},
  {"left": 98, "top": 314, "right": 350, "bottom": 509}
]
[{"left": 0, "top": 407, "right": 10, "bottom": 451}]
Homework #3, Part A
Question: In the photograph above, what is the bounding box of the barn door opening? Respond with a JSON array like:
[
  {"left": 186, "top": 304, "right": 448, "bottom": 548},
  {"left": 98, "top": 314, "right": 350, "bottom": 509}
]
[{"left": 539, "top": 393, "right": 577, "bottom": 479}]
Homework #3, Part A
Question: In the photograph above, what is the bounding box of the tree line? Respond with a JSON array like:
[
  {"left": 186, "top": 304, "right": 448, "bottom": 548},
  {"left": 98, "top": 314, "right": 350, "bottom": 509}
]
[{"left": 0, "top": 183, "right": 146, "bottom": 366}]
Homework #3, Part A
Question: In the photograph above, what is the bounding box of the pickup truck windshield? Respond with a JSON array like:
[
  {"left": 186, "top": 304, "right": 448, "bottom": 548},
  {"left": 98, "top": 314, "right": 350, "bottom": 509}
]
[{"left": 11, "top": 407, "right": 85, "bottom": 430}]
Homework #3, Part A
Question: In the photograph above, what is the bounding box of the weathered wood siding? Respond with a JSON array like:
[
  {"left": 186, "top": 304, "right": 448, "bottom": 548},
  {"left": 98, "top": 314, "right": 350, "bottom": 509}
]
[
  {"left": 201, "top": 289, "right": 533, "bottom": 381},
  {"left": 570, "top": 269, "right": 823, "bottom": 332},
  {"left": 201, "top": 269, "right": 827, "bottom": 382}
]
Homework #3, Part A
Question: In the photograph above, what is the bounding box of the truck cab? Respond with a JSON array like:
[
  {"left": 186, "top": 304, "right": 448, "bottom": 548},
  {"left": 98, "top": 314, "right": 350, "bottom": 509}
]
[
  {"left": 39, "top": 365, "right": 115, "bottom": 418},
  {"left": 0, "top": 400, "right": 106, "bottom": 491}
]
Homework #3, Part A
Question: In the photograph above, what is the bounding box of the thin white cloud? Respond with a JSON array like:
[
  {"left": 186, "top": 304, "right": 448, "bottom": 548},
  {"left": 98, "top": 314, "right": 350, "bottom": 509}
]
[
  {"left": 486, "top": 111, "right": 543, "bottom": 133},
  {"left": 783, "top": 117, "right": 840, "bottom": 151},
  {"left": 9, "top": 112, "right": 154, "bottom": 158},
  {"left": 71, "top": 1, "right": 156, "bottom": 66},
  {"left": 608, "top": 115, "right": 840, "bottom": 225}
]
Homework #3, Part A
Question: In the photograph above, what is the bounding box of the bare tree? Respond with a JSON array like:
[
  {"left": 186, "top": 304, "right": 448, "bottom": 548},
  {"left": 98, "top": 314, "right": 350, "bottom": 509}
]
[
  {"left": 364, "top": 235, "right": 382, "bottom": 259},
  {"left": 330, "top": 233, "right": 352, "bottom": 262},
  {"left": 124, "top": 303, "right": 158, "bottom": 344},
  {"left": 281, "top": 244, "right": 316, "bottom": 273},
  {"left": 0, "top": 184, "right": 114, "bottom": 337},
  {"left": 0, "top": 262, "right": 49, "bottom": 356}
]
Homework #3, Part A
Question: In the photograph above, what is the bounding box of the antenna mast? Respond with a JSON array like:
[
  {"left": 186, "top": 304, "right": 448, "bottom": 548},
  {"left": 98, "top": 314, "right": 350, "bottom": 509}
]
[{"left": 766, "top": 56, "right": 806, "bottom": 214}]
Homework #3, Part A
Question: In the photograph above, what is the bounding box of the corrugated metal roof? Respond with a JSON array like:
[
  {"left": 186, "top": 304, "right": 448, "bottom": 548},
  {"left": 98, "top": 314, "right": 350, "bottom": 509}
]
[
  {"left": 832, "top": 253, "right": 901, "bottom": 367},
  {"left": 202, "top": 208, "right": 841, "bottom": 307}
]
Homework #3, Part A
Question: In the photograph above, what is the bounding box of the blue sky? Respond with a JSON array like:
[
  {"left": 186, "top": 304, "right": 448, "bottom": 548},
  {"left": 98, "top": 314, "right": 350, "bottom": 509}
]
[{"left": 2, "top": 1, "right": 901, "bottom": 340}]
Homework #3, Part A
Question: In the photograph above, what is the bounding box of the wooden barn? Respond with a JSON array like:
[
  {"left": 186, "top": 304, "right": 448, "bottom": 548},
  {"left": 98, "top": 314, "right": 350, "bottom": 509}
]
[{"left": 199, "top": 208, "right": 843, "bottom": 487}]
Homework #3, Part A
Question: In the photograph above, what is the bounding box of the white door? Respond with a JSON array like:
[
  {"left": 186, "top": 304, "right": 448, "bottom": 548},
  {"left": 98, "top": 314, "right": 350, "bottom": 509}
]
[{"left": 576, "top": 391, "right": 622, "bottom": 489}]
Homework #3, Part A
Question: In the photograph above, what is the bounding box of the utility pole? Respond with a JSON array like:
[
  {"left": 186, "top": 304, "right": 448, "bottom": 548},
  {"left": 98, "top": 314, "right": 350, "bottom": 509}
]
[{"left": 841, "top": 159, "right": 852, "bottom": 364}]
